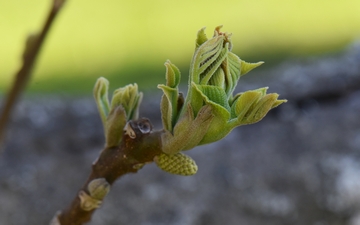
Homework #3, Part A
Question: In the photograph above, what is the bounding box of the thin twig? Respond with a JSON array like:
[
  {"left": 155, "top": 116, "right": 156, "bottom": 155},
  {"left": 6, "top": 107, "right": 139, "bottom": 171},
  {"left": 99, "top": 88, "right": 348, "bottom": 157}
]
[
  {"left": 56, "top": 119, "right": 163, "bottom": 225},
  {"left": 0, "top": 0, "right": 67, "bottom": 147}
]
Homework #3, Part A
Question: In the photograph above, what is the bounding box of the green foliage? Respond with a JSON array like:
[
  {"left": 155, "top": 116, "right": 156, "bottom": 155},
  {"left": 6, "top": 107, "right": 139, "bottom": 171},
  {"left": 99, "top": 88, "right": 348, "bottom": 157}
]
[
  {"left": 94, "top": 26, "right": 286, "bottom": 176},
  {"left": 94, "top": 78, "right": 143, "bottom": 148},
  {"left": 2, "top": 0, "right": 359, "bottom": 94},
  {"left": 157, "top": 26, "right": 286, "bottom": 175},
  {"left": 159, "top": 26, "right": 286, "bottom": 153}
]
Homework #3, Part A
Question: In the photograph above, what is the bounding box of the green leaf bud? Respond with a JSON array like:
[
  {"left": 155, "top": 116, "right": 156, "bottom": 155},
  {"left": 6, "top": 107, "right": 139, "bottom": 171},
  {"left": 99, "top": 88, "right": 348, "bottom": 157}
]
[
  {"left": 79, "top": 190, "right": 102, "bottom": 211},
  {"left": 111, "top": 83, "right": 143, "bottom": 121},
  {"left": 159, "top": 26, "right": 286, "bottom": 155},
  {"left": 87, "top": 178, "right": 110, "bottom": 200}
]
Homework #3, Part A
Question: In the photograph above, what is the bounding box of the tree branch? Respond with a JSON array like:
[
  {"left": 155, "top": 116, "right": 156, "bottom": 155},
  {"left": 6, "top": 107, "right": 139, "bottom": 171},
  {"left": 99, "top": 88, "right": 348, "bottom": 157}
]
[
  {"left": 54, "top": 119, "right": 163, "bottom": 225},
  {"left": 0, "top": 0, "right": 67, "bottom": 147}
]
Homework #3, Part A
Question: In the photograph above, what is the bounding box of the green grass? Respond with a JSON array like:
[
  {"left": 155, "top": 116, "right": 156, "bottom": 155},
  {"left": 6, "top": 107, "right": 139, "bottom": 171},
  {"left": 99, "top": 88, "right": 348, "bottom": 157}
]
[{"left": 1, "top": 0, "right": 360, "bottom": 94}]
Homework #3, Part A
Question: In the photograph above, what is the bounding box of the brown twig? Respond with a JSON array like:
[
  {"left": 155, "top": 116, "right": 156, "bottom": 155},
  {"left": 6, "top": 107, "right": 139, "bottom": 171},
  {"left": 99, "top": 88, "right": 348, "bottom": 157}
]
[
  {"left": 55, "top": 119, "right": 163, "bottom": 225},
  {"left": 0, "top": 0, "right": 67, "bottom": 147}
]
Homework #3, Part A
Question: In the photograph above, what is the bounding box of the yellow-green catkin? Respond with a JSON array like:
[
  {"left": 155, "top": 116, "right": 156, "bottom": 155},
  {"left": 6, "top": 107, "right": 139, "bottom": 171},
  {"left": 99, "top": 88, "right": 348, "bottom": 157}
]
[{"left": 154, "top": 152, "right": 198, "bottom": 176}]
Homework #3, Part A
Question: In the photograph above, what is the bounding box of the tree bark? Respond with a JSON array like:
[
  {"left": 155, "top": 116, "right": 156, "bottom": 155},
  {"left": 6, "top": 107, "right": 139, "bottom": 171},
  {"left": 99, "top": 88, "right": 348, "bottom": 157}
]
[{"left": 56, "top": 119, "right": 163, "bottom": 225}]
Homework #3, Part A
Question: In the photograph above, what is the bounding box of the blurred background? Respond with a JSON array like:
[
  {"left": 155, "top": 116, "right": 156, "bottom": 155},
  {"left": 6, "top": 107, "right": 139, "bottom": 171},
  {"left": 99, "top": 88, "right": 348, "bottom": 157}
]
[
  {"left": 1, "top": 0, "right": 360, "bottom": 225},
  {"left": 0, "top": 0, "right": 359, "bottom": 93}
]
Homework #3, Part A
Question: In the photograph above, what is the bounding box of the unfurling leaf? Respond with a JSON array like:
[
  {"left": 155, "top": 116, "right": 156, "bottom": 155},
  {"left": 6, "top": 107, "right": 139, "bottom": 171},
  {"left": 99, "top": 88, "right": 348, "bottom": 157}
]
[
  {"left": 111, "top": 84, "right": 143, "bottom": 121},
  {"left": 105, "top": 106, "right": 126, "bottom": 148},
  {"left": 159, "top": 26, "right": 287, "bottom": 155},
  {"left": 93, "top": 77, "right": 110, "bottom": 129},
  {"left": 158, "top": 60, "right": 183, "bottom": 132},
  {"left": 161, "top": 104, "right": 213, "bottom": 154},
  {"left": 240, "top": 60, "right": 264, "bottom": 77}
]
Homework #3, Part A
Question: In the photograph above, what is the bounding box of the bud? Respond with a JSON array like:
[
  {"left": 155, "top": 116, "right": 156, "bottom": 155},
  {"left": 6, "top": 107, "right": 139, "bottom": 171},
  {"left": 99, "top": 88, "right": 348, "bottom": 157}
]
[
  {"left": 111, "top": 83, "right": 143, "bottom": 121},
  {"left": 88, "top": 178, "right": 110, "bottom": 200},
  {"left": 93, "top": 79, "right": 143, "bottom": 146},
  {"left": 159, "top": 26, "right": 286, "bottom": 155},
  {"left": 78, "top": 190, "right": 102, "bottom": 211}
]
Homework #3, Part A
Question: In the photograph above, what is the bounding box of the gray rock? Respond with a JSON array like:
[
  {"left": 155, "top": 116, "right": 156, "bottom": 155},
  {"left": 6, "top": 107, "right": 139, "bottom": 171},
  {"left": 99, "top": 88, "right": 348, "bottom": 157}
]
[{"left": 0, "top": 42, "right": 360, "bottom": 225}]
